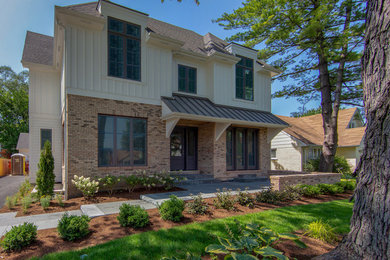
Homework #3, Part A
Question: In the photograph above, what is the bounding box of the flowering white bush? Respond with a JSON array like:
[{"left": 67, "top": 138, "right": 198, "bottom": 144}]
[{"left": 71, "top": 175, "right": 99, "bottom": 199}]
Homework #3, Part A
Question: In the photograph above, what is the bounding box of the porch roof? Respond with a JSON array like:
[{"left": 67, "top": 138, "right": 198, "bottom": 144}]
[{"left": 161, "top": 94, "right": 288, "bottom": 127}]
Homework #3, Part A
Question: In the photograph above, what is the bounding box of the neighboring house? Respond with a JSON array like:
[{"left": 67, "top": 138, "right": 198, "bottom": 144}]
[
  {"left": 21, "top": 0, "right": 287, "bottom": 198},
  {"left": 271, "top": 108, "right": 365, "bottom": 171},
  {"left": 16, "top": 133, "right": 30, "bottom": 159}
]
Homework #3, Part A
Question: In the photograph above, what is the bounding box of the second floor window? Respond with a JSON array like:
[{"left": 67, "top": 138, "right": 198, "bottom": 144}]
[
  {"left": 40, "top": 129, "right": 52, "bottom": 149},
  {"left": 178, "top": 65, "right": 197, "bottom": 94},
  {"left": 236, "top": 56, "right": 254, "bottom": 101},
  {"left": 108, "top": 17, "right": 141, "bottom": 81}
]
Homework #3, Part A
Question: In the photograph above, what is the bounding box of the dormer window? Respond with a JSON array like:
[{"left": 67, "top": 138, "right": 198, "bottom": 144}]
[
  {"left": 178, "top": 65, "right": 197, "bottom": 94},
  {"left": 108, "top": 17, "right": 141, "bottom": 81},
  {"left": 235, "top": 56, "right": 253, "bottom": 101}
]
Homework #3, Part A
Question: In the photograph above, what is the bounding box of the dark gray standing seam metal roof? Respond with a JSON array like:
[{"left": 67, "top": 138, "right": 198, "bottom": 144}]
[{"left": 162, "top": 94, "right": 288, "bottom": 126}]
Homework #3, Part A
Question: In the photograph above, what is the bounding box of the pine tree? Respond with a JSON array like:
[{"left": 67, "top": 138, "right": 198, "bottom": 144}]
[{"left": 36, "top": 140, "right": 55, "bottom": 197}]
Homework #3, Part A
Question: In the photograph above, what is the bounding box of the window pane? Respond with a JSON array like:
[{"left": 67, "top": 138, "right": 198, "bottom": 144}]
[
  {"left": 108, "top": 34, "right": 124, "bottom": 77},
  {"left": 244, "top": 69, "right": 253, "bottom": 100},
  {"left": 247, "top": 130, "right": 255, "bottom": 167},
  {"left": 133, "top": 119, "right": 146, "bottom": 165},
  {"left": 236, "top": 78, "right": 244, "bottom": 99},
  {"left": 126, "top": 24, "right": 140, "bottom": 38},
  {"left": 126, "top": 39, "right": 141, "bottom": 80},
  {"left": 235, "top": 129, "right": 245, "bottom": 169},
  {"left": 98, "top": 116, "right": 114, "bottom": 133},
  {"left": 188, "top": 79, "right": 196, "bottom": 93},
  {"left": 116, "top": 117, "right": 131, "bottom": 166},
  {"left": 40, "top": 129, "right": 52, "bottom": 149},
  {"left": 236, "top": 56, "right": 253, "bottom": 100},
  {"left": 108, "top": 18, "right": 124, "bottom": 33},
  {"left": 178, "top": 78, "right": 186, "bottom": 92},
  {"left": 226, "top": 129, "right": 233, "bottom": 169},
  {"left": 98, "top": 133, "right": 114, "bottom": 166}
]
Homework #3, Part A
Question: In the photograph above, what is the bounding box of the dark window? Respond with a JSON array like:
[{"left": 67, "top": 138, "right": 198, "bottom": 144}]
[
  {"left": 178, "top": 65, "right": 197, "bottom": 94},
  {"left": 271, "top": 148, "right": 277, "bottom": 159},
  {"left": 98, "top": 115, "right": 146, "bottom": 167},
  {"left": 235, "top": 56, "right": 254, "bottom": 101},
  {"left": 108, "top": 17, "right": 141, "bottom": 81},
  {"left": 40, "top": 129, "right": 52, "bottom": 149},
  {"left": 226, "top": 127, "right": 258, "bottom": 170}
]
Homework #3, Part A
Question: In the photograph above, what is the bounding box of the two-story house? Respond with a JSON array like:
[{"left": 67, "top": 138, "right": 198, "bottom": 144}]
[{"left": 21, "top": 0, "right": 287, "bottom": 198}]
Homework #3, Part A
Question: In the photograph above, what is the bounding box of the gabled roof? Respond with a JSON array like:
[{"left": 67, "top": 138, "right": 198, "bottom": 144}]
[
  {"left": 277, "top": 108, "right": 365, "bottom": 147},
  {"left": 22, "top": 31, "right": 54, "bottom": 66},
  {"left": 162, "top": 94, "right": 288, "bottom": 127},
  {"left": 16, "top": 133, "right": 29, "bottom": 150}
]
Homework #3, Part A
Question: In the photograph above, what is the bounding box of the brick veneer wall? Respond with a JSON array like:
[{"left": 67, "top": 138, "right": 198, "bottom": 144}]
[
  {"left": 66, "top": 94, "right": 170, "bottom": 198},
  {"left": 269, "top": 172, "right": 342, "bottom": 191}
]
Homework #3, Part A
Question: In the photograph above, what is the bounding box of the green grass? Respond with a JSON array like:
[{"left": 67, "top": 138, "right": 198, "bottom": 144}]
[{"left": 35, "top": 200, "right": 352, "bottom": 260}]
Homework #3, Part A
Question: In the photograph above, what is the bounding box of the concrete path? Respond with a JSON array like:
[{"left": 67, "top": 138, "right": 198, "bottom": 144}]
[
  {"left": 0, "top": 175, "right": 26, "bottom": 207},
  {"left": 0, "top": 180, "right": 269, "bottom": 234}
]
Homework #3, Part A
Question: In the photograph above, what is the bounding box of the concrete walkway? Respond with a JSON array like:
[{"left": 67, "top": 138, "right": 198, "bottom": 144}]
[
  {"left": 0, "top": 175, "right": 26, "bottom": 207},
  {"left": 0, "top": 180, "right": 269, "bottom": 235}
]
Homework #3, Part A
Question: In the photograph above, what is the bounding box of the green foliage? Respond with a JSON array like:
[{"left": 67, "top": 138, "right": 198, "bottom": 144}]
[
  {"left": 5, "top": 196, "right": 15, "bottom": 209},
  {"left": 99, "top": 175, "right": 120, "bottom": 196},
  {"left": 71, "top": 175, "right": 99, "bottom": 199},
  {"left": 161, "top": 252, "right": 201, "bottom": 260},
  {"left": 213, "top": 188, "right": 236, "bottom": 211},
  {"left": 0, "top": 222, "right": 37, "bottom": 252},
  {"left": 40, "top": 195, "right": 51, "bottom": 210},
  {"left": 159, "top": 195, "right": 185, "bottom": 222},
  {"left": 317, "top": 183, "right": 344, "bottom": 195},
  {"left": 205, "top": 220, "right": 306, "bottom": 260},
  {"left": 236, "top": 188, "right": 255, "bottom": 208},
  {"left": 336, "top": 180, "right": 356, "bottom": 191},
  {"left": 124, "top": 175, "right": 141, "bottom": 193},
  {"left": 57, "top": 213, "right": 91, "bottom": 241},
  {"left": 0, "top": 66, "right": 29, "bottom": 155},
  {"left": 291, "top": 106, "right": 322, "bottom": 118},
  {"left": 296, "top": 184, "right": 322, "bottom": 197},
  {"left": 186, "top": 193, "right": 209, "bottom": 215},
  {"left": 55, "top": 194, "right": 65, "bottom": 207},
  {"left": 18, "top": 178, "right": 32, "bottom": 198},
  {"left": 21, "top": 195, "right": 32, "bottom": 214},
  {"left": 36, "top": 141, "right": 55, "bottom": 197},
  {"left": 255, "top": 189, "right": 287, "bottom": 205},
  {"left": 304, "top": 155, "right": 352, "bottom": 175},
  {"left": 305, "top": 219, "right": 337, "bottom": 243},
  {"left": 117, "top": 204, "right": 150, "bottom": 228}
]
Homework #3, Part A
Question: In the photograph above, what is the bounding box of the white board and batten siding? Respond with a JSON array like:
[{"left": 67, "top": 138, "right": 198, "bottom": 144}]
[{"left": 271, "top": 131, "right": 303, "bottom": 171}]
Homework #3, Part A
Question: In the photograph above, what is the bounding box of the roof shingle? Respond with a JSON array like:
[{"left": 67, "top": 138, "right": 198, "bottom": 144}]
[{"left": 22, "top": 31, "right": 54, "bottom": 66}]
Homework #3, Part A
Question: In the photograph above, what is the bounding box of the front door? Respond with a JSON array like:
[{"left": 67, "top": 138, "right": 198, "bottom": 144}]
[{"left": 170, "top": 127, "right": 197, "bottom": 171}]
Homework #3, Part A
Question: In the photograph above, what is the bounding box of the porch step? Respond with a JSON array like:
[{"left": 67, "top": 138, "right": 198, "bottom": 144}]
[
  {"left": 232, "top": 174, "right": 270, "bottom": 183},
  {"left": 173, "top": 174, "right": 222, "bottom": 186}
]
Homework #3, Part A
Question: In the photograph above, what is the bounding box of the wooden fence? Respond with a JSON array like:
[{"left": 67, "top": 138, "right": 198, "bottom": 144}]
[{"left": 0, "top": 158, "right": 11, "bottom": 177}]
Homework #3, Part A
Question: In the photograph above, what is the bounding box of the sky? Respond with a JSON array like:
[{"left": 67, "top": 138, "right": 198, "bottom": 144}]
[{"left": 0, "top": 0, "right": 319, "bottom": 116}]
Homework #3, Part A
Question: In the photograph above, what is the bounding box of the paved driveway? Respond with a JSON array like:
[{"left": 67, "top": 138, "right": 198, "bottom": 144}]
[{"left": 0, "top": 175, "right": 26, "bottom": 207}]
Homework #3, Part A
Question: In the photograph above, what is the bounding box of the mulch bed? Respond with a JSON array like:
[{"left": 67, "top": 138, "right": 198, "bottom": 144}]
[
  {"left": 0, "top": 193, "right": 351, "bottom": 260},
  {"left": 0, "top": 187, "right": 185, "bottom": 217}
]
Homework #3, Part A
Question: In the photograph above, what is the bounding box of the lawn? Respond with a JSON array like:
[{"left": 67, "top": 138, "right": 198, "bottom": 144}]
[{"left": 36, "top": 199, "right": 353, "bottom": 260}]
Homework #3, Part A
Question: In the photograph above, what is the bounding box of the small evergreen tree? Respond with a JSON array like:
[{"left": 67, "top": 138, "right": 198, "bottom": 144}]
[{"left": 36, "top": 140, "right": 55, "bottom": 197}]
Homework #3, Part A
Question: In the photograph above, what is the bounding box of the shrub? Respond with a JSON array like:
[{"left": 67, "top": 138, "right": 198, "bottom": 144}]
[
  {"left": 159, "top": 195, "right": 185, "bottom": 222},
  {"left": 21, "top": 195, "right": 32, "bottom": 214},
  {"left": 297, "top": 184, "right": 322, "bottom": 197},
  {"left": 36, "top": 141, "right": 55, "bottom": 197},
  {"left": 305, "top": 219, "right": 337, "bottom": 243},
  {"left": 57, "top": 213, "right": 91, "bottom": 241},
  {"left": 255, "top": 188, "right": 286, "bottom": 204},
  {"left": 72, "top": 175, "right": 99, "bottom": 199},
  {"left": 186, "top": 193, "right": 209, "bottom": 215},
  {"left": 55, "top": 194, "right": 65, "bottom": 207},
  {"left": 99, "top": 175, "right": 120, "bottom": 196},
  {"left": 303, "top": 155, "right": 352, "bottom": 175},
  {"left": 336, "top": 180, "right": 356, "bottom": 191},
  {"left": 117, "top": 204, "right": 149, "bottom": 228},
  {"left": 40, "top": 195, "right": 51, "bottom": 210},
  {"left": 5, "top": 196, "right": 15, "bottom": 209},
  {"left": 283, "top": 185, "right": 303, "bottom": 201},
  {"left": 0, "top": 222, "right": 37, "bottom": 252},
  {"left": 124, "top": 175, "right": 141, "bottom": 193},
  {"left": 236, "top": 188, "right": 254, "bottom": 208},
  {"left": 18, "top": 179, "right": 32, "bottom": 198},
  {"left": 213, "top": 188, "right": 236, "bottom": 211}
]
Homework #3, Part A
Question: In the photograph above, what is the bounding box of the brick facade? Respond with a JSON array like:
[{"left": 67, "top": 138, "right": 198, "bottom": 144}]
[
  {"left": 66, "top": 94, "right": 170, "bottom": 197},
  {"left": 269, "top": 172, "right": 342, "bottom": 191}
]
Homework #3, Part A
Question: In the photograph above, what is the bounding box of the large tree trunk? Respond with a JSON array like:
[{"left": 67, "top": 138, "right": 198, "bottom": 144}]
[{"left": 317, "top": 0, "right": 390, "bottom": 259}]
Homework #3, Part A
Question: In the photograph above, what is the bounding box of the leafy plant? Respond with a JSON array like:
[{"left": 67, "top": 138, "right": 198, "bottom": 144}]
[
  {"left": 36, "top": 140, "right": 55, "bottom": 197},
  {"left": 21, "top": 195, "right": 32, "bottom": 214},
  {"left": 255, "top": 188, "right": 286, "bottom": 205},
  {"left": 117, "top": 204, "right": 150, "bottom": 228},
  {"left": 283, "top": 186, "right": 303, "bottom": 201},
  {"left": 205, "top": 220, "right": 306, "bottom": 260},
  {"left": 213, "top": 188, "right": 236, "bottom": 211},
  {"left": 186, "top": 193, "right": 209, "bottom": 215},
  {"left": 99, "top": 175, "right": 120, "bottom": 196},
  {"left": 18, "top": 179, "right": 32, "bottom": 197},
  {"left": 0, "top": 222, "right": 37, "bottom": 252},
  {"left": 40, "top": 195, "right": 51, "bottom": 210},
  {"left": 317, "top": 183, "right": 343, "bottom": 195},
  {"left": 296, "top": 184, "right": 322, "bottom": 197},
  {"left": 159, "top": 195, "right": 185, "bottom": 222},
  {"left": 161, "top": 252, "right": 201, "bottom": 260},
  {"left": 124, "top": 175, "right": 141, "bottom": 193},
  {"left": 336, "top": 180, "right": 356, "bottom": 191},
  {"left": 5, "top": 196, "right": 15, "bottom": 209},
  {"left": 55, "top": 194, "right": 65, "bottom": 207},
  {"left": 71, "top": 175, "right": 99, "bottom": 199},
  {"left": 57, "top": 213, "right": 91, "bottom": 241},
  {"left": 236, "top": 188, "right": 255, "bottom": 208},
  {"left": 303, "top": 155, "right": 352, "bottom": 175},
  {"left": 305, "top": 219, "right": 337, "bottom": 243}
]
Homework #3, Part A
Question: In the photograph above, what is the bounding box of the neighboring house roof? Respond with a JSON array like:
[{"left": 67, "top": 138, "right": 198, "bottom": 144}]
[
  {"left": 22, "top": 31, "right": 54, "bottom": 66},
  {"left": 277, "top": 108, "right": 365, "bottom": 147},
  {"left": 162, "top": 94, "right": 288, "bottom": 126},
  {"left": 16, "top": 133, "right": 29, "bottom": 150}
]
